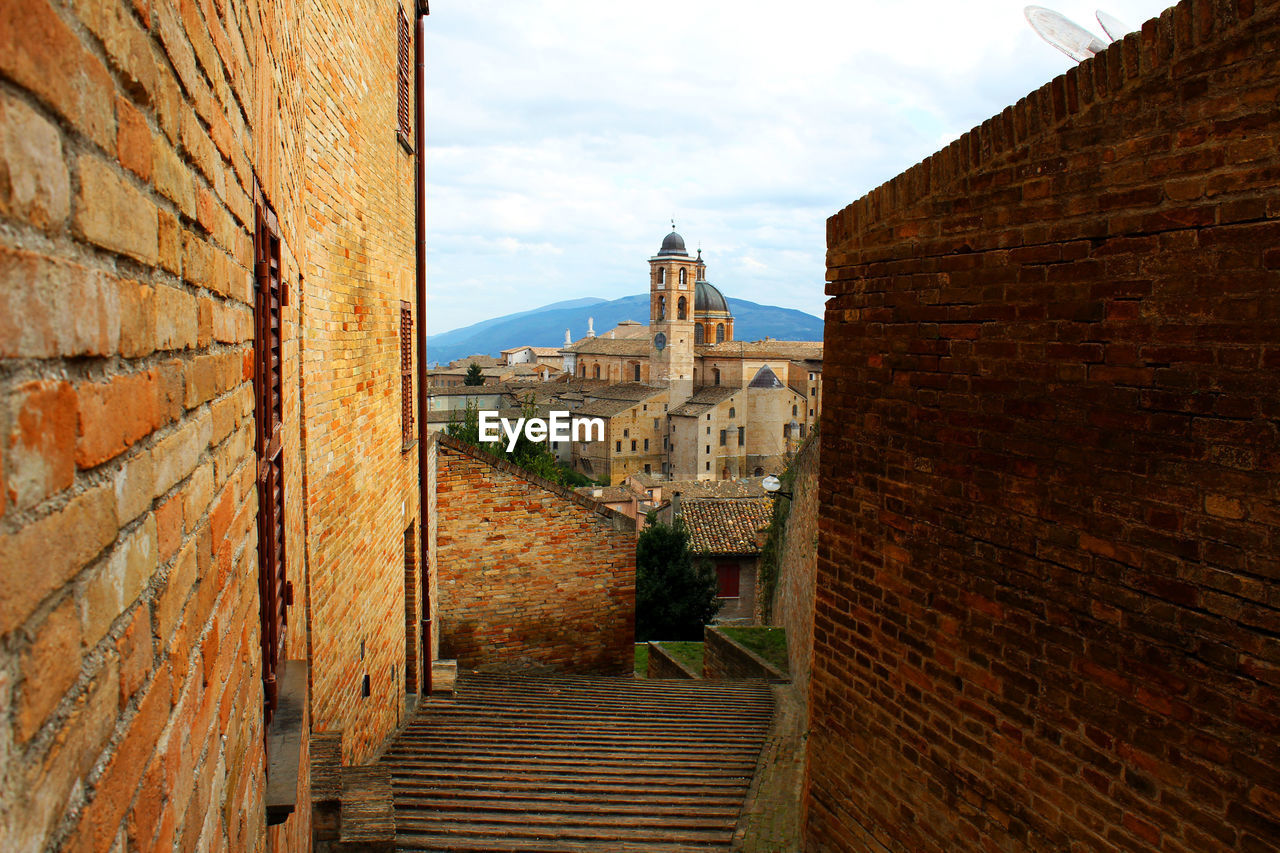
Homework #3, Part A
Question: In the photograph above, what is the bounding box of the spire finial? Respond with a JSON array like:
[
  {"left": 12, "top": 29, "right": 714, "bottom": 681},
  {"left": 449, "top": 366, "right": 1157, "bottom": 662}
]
[{"left": 671, "top": 217, "right": 676, "bottom": 231}]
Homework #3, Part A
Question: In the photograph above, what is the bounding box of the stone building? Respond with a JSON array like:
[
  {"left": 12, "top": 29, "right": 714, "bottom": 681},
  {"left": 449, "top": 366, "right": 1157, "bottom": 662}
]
[
  {"left": 809, "top": 2, "right": 1280, "bottom": 851},
  {"left": 679, "top": 497, "right": 773, "bottom": 624},
  {"left": 0, "top": 0, "right": 433, "bottom": 849}
]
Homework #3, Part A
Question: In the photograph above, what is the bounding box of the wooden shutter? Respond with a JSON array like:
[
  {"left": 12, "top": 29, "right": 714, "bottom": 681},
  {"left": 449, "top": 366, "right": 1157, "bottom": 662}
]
[
  {"left": 397, "top": 6, "right": 412, "bottom": 140},
  {"left": 401, "top": 301, "right": 414, "bottom": 445},
  {"left": 254, "top": 197, "right": 291, "bottom": 725}
]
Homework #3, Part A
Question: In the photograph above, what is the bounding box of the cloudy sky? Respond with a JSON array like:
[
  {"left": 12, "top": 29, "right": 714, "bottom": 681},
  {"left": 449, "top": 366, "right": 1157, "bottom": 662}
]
[{"left": 422, "top": 0, "right": 1174, "bottom": 335}]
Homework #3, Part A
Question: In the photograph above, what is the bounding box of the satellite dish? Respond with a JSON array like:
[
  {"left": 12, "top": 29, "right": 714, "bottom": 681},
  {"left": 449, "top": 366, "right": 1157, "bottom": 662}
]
[
  {"left": 1025, "top": 5, "right": 1109, "bottom": 62},
  {"left": 1096, "top": 10, "right": 1134, "bottom": 41}
]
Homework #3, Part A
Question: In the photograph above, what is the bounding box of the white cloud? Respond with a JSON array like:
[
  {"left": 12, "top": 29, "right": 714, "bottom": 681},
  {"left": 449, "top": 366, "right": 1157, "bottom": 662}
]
[{"left": 423, "top": 0, "right": 1175, "bottom": 333}]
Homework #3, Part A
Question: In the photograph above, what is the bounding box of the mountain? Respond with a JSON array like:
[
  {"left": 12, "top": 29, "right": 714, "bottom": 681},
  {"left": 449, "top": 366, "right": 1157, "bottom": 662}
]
[{"left": 426, "top": 294, "right": 823, "bottom": 367}]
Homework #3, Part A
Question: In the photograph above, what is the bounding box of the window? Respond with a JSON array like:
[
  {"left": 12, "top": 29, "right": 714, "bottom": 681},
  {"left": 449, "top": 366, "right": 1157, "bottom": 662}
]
[
  {"left": 792, "top": 405, "right": 798, "bottom": 417},
  {"left": 644, "top": 438, "right": 649, "bottom": 451},
  {"left": 679, "top": 268, "right": 686, "bottom": 286},
  {"left": 695, "top": 325, "right": 704, "bottom": 345},
  {"left": 800, "top": 424, "right": 806, "bottom": 437},
  {"left": 706, "top": 445, "right": 710, "bottom": 454},
  {"left": 580, "top": 365, "right": 585, "bottom": 377},
  {"left": 653, "top": 418, "right": 659, "bottom": 429},
  {"left": 713, "top": 368, "right": 720, "bottom": 386},
  {"left": 657, "top": 295, "right": 665, "bottom": 320},
  {"left": 716, "top": 565, "right": 740, "bottom": 598},
  {"left": 644, "top": 464, "right": 651, "bottom": 474},
  {"left": 400, "top": 302, "right": 414, "bottom": 446},
  {"left": 624, "top": 429, "right": 629, "bottom": 437},
  {"left": 631, "top": 440, "right": 637, "bottom": 451},
  {"left": 593, "top": 365, "right": 600, "bottom": 379},
  {"left": 616, "top": 440, "right": 622, "bottom": 452},
  {"left": 657, "top": 268, "right": 665, "bottom": 286},
  {"left": 664, "top": 436, "right": 668, "bottom": 449},
  {"left": 706, "top": 426, "right": 711, "bottom": 435},
  {"left": 811, "top": 387, "right": 816, "bottom": 396},
  {"left": 716, "top": 324, "right": 725, "bottom": 343},
  {"left": 809, "top": 372, "right": 815, "bottom": 381},
  {"left": 729, "top": 407, "right": 735, "bottom": 419},
  {"left": 810, "top": 408, "right": 815, "bottom": 417},
  {"left": 396, "top": 6, "right": 412, "bottom": 146},
  {"left": 254, "top": 193, "right": 290, "bottom": 726},
  {"left": 705, "top": 461, "right": 710, "bottom": 471},
  {"left": 719, "top": 429, "right": 727, "bottom": 446},
  {"left": 633, "top": 363, "right": 641, "bottom": 381},
  {"left": 738, "top": 426, "right": 745, "bottom": 445},
  {"left": 677, "top": 296, "right": 687, "bottom": 320}
]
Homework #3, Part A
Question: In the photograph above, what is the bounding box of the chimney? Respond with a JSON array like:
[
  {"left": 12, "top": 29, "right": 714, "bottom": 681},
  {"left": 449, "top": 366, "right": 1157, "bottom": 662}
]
[
  {"left": 564, "top": 328, "right": 572, "bottom": 347},
  {"left": 587, "top": 317, "right": 595, "bottom": 337}
]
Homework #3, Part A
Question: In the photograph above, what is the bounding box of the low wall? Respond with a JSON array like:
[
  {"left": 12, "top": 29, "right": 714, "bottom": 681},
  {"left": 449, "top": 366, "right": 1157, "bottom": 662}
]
[
  {"left": 704, "top": 627, "right": 788, "bottom": 681},
  {"left": 646, "top": 642, "right": 699, "bottom": 679}
]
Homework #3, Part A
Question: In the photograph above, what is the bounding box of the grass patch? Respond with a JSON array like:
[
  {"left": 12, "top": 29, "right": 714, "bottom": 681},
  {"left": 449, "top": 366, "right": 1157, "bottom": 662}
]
[
  {"left": 634, "top": 643, "right": 649, "bottom": 677},
  {"left": 721, "top": 626, "right": 789, "bottom": 673},
  {"left": 658, "top": 641, "right": 704, "bottom": 675}
]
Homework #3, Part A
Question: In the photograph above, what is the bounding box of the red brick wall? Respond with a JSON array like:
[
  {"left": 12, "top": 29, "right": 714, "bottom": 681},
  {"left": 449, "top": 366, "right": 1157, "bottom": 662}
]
[
  {"left": 0, "top": 0, "right": 310, "bottom": 849},
  {"left": 768, "top": 434, "right": 818, "bottom": 708},
  {"left": 434, "top": 436, "right": 635, "bottom": 674},
  {"left": 811, "top": 2, "right": 1280, "bottom": 852},
  {"left": 301, "top": 0, "right": 422, "bottom": 764}
]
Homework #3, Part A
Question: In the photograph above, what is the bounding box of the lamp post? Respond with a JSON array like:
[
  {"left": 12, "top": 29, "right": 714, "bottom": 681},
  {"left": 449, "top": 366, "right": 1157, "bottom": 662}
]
[{"left": 761, "top": 475, "right": 792, "bottom": 500}]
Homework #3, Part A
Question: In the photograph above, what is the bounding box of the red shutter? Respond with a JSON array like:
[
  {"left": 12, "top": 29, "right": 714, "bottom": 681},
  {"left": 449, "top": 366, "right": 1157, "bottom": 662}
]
[
  {"left": 717, "top": 564, "right": 740, "bottom": 598},
  {"left": 255, "top": 197, "right": 290, "bottom": 725},
  {"left": 401, "top": 301, "right": 414, "bottom": 445},
  {"left": 397, "top": 7, "right": 412, "bottom": 140}
]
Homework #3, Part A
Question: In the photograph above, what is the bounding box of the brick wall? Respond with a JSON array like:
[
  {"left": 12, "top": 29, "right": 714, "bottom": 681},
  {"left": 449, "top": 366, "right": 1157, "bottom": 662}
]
[
  {"left": 810, "top": 2, "right": 1280, "bottom": 851},
  {"left": 434, "top": 435, "right": 636, "bottom": 674},
  {"left": 646, "top": 642, "right": 698, "bottom": 679},
  {"left": 768, "top": 433, "right": 818, "bottom": 708},
  {"left": 0, "top": 0, "right": 310, "bottom": 849},
  {"left": 704, "top": 627, "right": 786, "bottom": 681},
  {"left": 300, "top": 0, "right": 422, "bottom": 764}
]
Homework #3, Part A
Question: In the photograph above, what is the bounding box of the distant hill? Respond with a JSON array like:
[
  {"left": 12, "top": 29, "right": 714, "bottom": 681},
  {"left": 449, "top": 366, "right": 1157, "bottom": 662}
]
[{"left": 427, "top": 294, "right": 822, "bottom": 367}]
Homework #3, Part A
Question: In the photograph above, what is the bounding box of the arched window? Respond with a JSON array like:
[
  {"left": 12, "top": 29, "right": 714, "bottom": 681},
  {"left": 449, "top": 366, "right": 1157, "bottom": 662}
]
[
  {"left": 580, "top": 365, "right": 586, "bottom": 377},
  {"left": 679, "top": 268, "right": 686, "bottom": 286},
  {"left": 713, "top": 368, "right": 721, "bottom": 386},
  {"left": 677, "top": 296, "right": 687, "bottom": 320},
  {"left": 593, "top": 364, "right": 600, "bottom": 379},
  {"left": 792, "top": 404, "right": 798, "bottom": 416},
  {"left": 716, "top": 323, "right": 725, "bottom": 343},
  {"left": 729, "top": 407, "right": 735, "bottom": 418},
  {"left": 657, "top": 268, "right": 665, "bottom": 287},
  {"left": 633, "top": 363, "right": 641, "bottom": 381},
  {"left": 753, "top": 466, "right": 764, "bottom": 476},
  {"left": 695, "top": 324, "right": 704, "bottom": 345},
  {"left": 657, "top": 295, "right": 665, "bottom": 320}
]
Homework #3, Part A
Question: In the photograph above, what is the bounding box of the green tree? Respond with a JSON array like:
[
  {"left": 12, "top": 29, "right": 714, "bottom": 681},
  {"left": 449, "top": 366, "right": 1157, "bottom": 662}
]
[
  {"left": 463, "top": 362, "right": 485, "bottom": 385},
  {"left": 635, "top": 515, "right": 720, "bottom": 641},
  {"left": 445, "top": 398, "right": 591, "bottom": 489}
]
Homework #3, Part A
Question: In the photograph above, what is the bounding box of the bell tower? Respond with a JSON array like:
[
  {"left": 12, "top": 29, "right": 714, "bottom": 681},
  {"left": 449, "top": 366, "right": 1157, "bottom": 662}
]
[{"left": 649, "top": 224, "right": 696, "bottom": 406}]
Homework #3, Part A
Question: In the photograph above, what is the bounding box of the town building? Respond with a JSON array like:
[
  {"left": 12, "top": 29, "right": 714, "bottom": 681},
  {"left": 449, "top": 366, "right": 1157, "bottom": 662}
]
[{"left": 678, "top": 497, "right": 773, "bottom": 624}]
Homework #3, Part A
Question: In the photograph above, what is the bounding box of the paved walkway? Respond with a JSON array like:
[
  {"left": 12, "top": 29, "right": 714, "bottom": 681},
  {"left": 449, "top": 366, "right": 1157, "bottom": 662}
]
[
  {"left": 380, "top": 672, "right": 774, "bottom": 851},
  {"left": 733, "top": 684, "right": 806, "bottom": 852}
]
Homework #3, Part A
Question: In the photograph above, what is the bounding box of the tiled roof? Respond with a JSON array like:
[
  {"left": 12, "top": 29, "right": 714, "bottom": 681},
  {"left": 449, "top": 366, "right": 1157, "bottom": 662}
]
[
  {"left": 668, "top": 385, "right": 739, "bottom": 417},
  {"left": 574, "top": 485, "right": 637, "bottom": 503},
  {"left": 680, "top": 497, "right": 774, "bottom": 555},
  {"left": 447, "top": 354, "right": 501, "bottom": 368},
  {"left": 666, "top": 478, "right": 769, "bottom": 499},
  {"left": 700, "top": 340, "right": 823, "bottom": 360},
  {"left": 566, "top": 337, "right": 652, "bottom": 357},
  {"left": 586, "top": 382, "right": 666, "bottom": 402}
]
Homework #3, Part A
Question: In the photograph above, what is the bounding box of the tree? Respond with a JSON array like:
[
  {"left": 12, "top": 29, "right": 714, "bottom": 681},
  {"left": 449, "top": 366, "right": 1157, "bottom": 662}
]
[
  {"left": 635, "top": 515, "right": 720, "bottom": 641},
  {"left": 463, "top": 362, "right": 484, "bottom": 385},
  {"left": 445, "top": 398, "right": 591, "bottom": 489}
]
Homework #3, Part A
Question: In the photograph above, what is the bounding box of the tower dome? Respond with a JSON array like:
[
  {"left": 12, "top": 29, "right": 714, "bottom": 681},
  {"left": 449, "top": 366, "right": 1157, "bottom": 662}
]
[
  {"left": 657, "top": 230, "right": 688, "bottom": 257},
  {"left": 694, "top": 280, "right": 729, "bottom": 315}
]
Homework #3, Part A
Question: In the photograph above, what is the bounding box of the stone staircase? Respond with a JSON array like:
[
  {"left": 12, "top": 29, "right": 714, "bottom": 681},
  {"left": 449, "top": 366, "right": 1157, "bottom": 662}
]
[{"left": 380, "top": 672, "right": 775, "bottom": 851}]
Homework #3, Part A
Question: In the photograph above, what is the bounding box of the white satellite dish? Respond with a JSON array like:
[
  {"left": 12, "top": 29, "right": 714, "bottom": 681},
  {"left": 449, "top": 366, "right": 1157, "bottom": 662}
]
[
  {"left": 1025, "top": 5, "right": 1109, "bottom": 62},
  {"left": 1096, "top": 10, "right": 1135, "bottom": 42}
]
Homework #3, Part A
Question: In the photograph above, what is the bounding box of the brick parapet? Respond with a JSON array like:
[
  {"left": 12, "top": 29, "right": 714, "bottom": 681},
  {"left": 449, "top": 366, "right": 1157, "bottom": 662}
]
[
  {"left": 646, "top": 643, "right": 699, "bottom": 679},
  {"left": 703, "top": 627, "right": 787, "bottom": 682}
]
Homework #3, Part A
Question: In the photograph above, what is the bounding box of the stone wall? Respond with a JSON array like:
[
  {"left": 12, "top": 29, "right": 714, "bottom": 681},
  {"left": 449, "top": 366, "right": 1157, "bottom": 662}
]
[
  {"left": 300, "top": 0, "right": 422, "bottom": 765},
  {"left": 0, "top": 0, "right": 309, "bottom": 849},
  {"left": 767, "top": 433, "right": 818, "bottom": 708},
  {"left": 434, "top": 435, "right": 636, "bottom": 674},
  {"left": 810, "top": 2, "right": 1280, "bottom": 851}
]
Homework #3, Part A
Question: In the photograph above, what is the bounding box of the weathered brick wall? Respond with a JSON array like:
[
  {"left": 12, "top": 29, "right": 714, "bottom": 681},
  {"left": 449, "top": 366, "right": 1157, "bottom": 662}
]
[
  {"left": 703, "top": 627, "right": 786, "bottom": 681},
  {"left": 301, "top": 0, "right": 422, "bottom": 763},
  {"left": 647, "top": 642, "right": 698, "bottom": 679},
  {"left": 435, "top": 435, "right": 635, "bottom": 674},
  {"left": 0, "top": 0, "right": 310, "bottom": 850},
  {"left": 811, "top": 2, "right": 1280, "bottom": 851},
  {"left": 768, "top": 434, "right": 818, "bottom": 709}
]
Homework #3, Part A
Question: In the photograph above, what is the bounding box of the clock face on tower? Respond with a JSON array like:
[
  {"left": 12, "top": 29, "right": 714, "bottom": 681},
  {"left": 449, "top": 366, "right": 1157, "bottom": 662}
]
[{"left": 653, "top": 332, "right": 667, "bottom": 351}]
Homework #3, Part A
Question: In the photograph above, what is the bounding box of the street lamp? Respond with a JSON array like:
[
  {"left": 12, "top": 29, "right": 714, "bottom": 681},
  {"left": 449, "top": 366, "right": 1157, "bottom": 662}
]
[{"left": 761, "top": 475, "right": 792, "bottom": 500}]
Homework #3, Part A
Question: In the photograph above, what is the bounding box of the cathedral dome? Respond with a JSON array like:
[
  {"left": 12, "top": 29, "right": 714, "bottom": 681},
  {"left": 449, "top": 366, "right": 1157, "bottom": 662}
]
[
  {"left": 657, "top": 230, "right": 688, "bottom": 257},
  {"left": 694, "top": 280, "right": 729, "bottom": 315}
]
